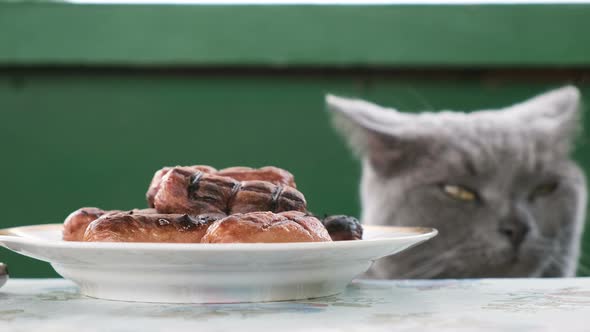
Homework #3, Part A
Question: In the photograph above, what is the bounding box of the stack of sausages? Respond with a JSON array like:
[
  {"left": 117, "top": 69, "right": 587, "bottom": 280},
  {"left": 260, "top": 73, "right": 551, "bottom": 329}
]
[{"left": 63, "top": 166, "right": 362, "bottom": 243}]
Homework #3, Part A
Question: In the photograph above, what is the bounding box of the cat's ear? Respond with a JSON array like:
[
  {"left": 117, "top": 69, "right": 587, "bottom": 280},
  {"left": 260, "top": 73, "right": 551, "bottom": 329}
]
[
  {"left": 508, "top": 86, "right": 581, "bottom": 138},
  {"left": 326, "top": 94, "right": 404, "bottom": 153},
  {"left": 508, "top": 85, "right": 582, "bottom": 153},
  {"left": 326, "top": 94, "right": 427, "bottom": 176}
]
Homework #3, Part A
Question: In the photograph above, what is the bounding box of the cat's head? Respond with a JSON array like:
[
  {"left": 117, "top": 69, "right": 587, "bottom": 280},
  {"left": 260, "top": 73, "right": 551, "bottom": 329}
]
[{"left": 327, "top": 86, "right": 586, "bottom": 278}]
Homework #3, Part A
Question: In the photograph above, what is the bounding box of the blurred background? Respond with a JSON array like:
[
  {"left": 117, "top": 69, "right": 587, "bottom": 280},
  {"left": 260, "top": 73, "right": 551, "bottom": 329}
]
[{"left": 0, "top": 1, "right": 589, "bottom": 277}]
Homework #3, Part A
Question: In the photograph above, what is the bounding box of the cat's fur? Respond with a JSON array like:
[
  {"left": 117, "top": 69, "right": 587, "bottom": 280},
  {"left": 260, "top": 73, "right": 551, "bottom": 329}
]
[{"left": 327, "top": 86, "right": 586, "bottom": 278}]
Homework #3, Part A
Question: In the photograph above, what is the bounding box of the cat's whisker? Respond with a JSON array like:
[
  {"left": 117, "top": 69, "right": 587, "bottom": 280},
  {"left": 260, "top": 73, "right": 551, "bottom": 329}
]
[
  {"left": 397, "top": 241, "right": 479, "bottom": 279},
  {"left": 396, "top": 250, "right": 458, "bottom": 279},
  {"left": 397, "top": 255, "right": 453, "bottom": 279},
  {"left": 546, "top": 255, "right": 566, "bottom": 273}
]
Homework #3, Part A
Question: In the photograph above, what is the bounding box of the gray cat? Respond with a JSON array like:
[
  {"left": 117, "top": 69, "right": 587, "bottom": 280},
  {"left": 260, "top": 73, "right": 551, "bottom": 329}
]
[{"left": 327, "top": 86, "right": 586, "bottom": 278}]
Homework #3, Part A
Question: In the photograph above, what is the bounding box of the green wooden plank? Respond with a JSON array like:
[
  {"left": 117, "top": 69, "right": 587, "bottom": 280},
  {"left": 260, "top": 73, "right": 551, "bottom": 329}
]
[{"left": 0, "top": 3, "right": 589, "bottom": 66}]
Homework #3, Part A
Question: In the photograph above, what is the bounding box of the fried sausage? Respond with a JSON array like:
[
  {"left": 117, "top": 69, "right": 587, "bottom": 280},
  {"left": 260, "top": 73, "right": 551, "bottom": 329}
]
[
  {"left": 147, "top": 165, "right": 296, "bottom": 207},
  {"left": 201, "top": 211, "right": 331, "bottom": 243},
  {"left": 216, "top": 166, "right": 296, "bottom": 188},
  {"left": 83, "top": 212, "right": 219, "bottom": 243},
  {"left": 153, "top": 167, "right": 307, "bottom": 216},
  {"left": 146, "top": 165, "right": 217, "bottom": 208},
  {"left": 63, "top": 207, "right": 157, "bottom": 241},
  {"left": 63, "top": 207, "right": 109, "bottom": 241}
]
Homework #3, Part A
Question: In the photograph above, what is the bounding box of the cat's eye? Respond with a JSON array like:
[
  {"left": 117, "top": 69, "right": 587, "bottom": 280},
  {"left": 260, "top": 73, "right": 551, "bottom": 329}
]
[
  {"left": 531, "top": 182, "right": 559, "bottom": 199},
  {"left": 442, "top": 184, "right": 477, "bottom": 202}
]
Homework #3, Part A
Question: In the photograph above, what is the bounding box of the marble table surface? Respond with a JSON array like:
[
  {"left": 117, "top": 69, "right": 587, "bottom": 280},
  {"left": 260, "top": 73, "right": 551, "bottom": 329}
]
[{"left": 1, "top": 278, "right": 590, "bottom": 332}]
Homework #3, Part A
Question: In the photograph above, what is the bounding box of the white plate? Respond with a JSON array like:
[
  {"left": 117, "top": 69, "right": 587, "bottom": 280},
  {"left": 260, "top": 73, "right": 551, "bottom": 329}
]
[{"left": 0, "top": 224, "right": 437, "bottom": 303}]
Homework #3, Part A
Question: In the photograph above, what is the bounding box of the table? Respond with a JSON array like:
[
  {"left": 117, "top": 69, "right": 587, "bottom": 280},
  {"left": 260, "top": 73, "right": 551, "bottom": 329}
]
[{"left": 1, "top": 278, "right": 590, "bottom": 331}]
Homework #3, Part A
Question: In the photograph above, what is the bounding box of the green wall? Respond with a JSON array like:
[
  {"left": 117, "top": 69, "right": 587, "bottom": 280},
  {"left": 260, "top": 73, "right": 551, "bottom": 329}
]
[
  {"left": 1, "top": 71, "right": 589, "bottom": 277},
  {"left": 0, "top": 3, "right": 589, "bottom": 277}
]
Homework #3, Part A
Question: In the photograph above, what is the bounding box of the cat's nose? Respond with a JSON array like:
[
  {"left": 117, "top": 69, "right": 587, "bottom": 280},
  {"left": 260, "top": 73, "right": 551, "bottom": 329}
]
[{"left": 498, "top": 219, "right": 530, "bottom": 249}]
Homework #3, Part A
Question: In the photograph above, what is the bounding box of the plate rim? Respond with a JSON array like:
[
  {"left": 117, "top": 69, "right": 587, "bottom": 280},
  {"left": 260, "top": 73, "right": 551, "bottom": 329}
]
[{"left": 0, "top": 223, "right": 438, "bottom": 251}]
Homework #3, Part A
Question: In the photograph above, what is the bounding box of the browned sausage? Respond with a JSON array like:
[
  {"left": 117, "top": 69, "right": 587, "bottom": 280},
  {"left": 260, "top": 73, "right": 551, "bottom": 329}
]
[
  {"left": 216, "top": 166, "right": 296, "bottom": 188},
  {"left": 201, "top": 211, "right": 331, "bottom": 243},
  {"left": 63, "top": 207, "right": 109, "bottom": 241},
  {"left": 63, "top": 208, "right": 157, "bottom": 241},
  {"left": 83, "top": 212, "right": 219, "bottom": 243},
  {"left": 146, "top": 165, "right": 296, "bottom": 208},
  {"left": 153, "top": 167, "right": 306, "bottom": 216},
  {"left": 146, "top": 165, "right": 217, "bottom": 208}
]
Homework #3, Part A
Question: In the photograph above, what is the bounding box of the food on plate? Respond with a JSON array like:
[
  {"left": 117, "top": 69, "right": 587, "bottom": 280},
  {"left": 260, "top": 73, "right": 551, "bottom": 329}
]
[
  {"left": 147, "top": 165, "right": 296, "bottom": 208},
  {"left": 63, "top": 207, "right": 109, "bottom": 241},
  {"left": 63, "top": 207, "right": 157, "bottom": 241},
  {"left": 84, "top": 212, "right": 219, "bottom": 243},
  {"left": 216, "top": 166, "right": 296, "bottom": 188},
  {"left": 201, "top": 211, "right": 331, "bottom": 243},
  {"left": 322, "top": 215, "right": 363, "bottom": 241},
  {"left": 153, "top": 167, "right": 306, "bottom": 216},
  {"left": 62, "top": 164, "right": 362, "bottom": 243},
  {"left": 146, "top": 165, "right": 217, "bottom": 208}
]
